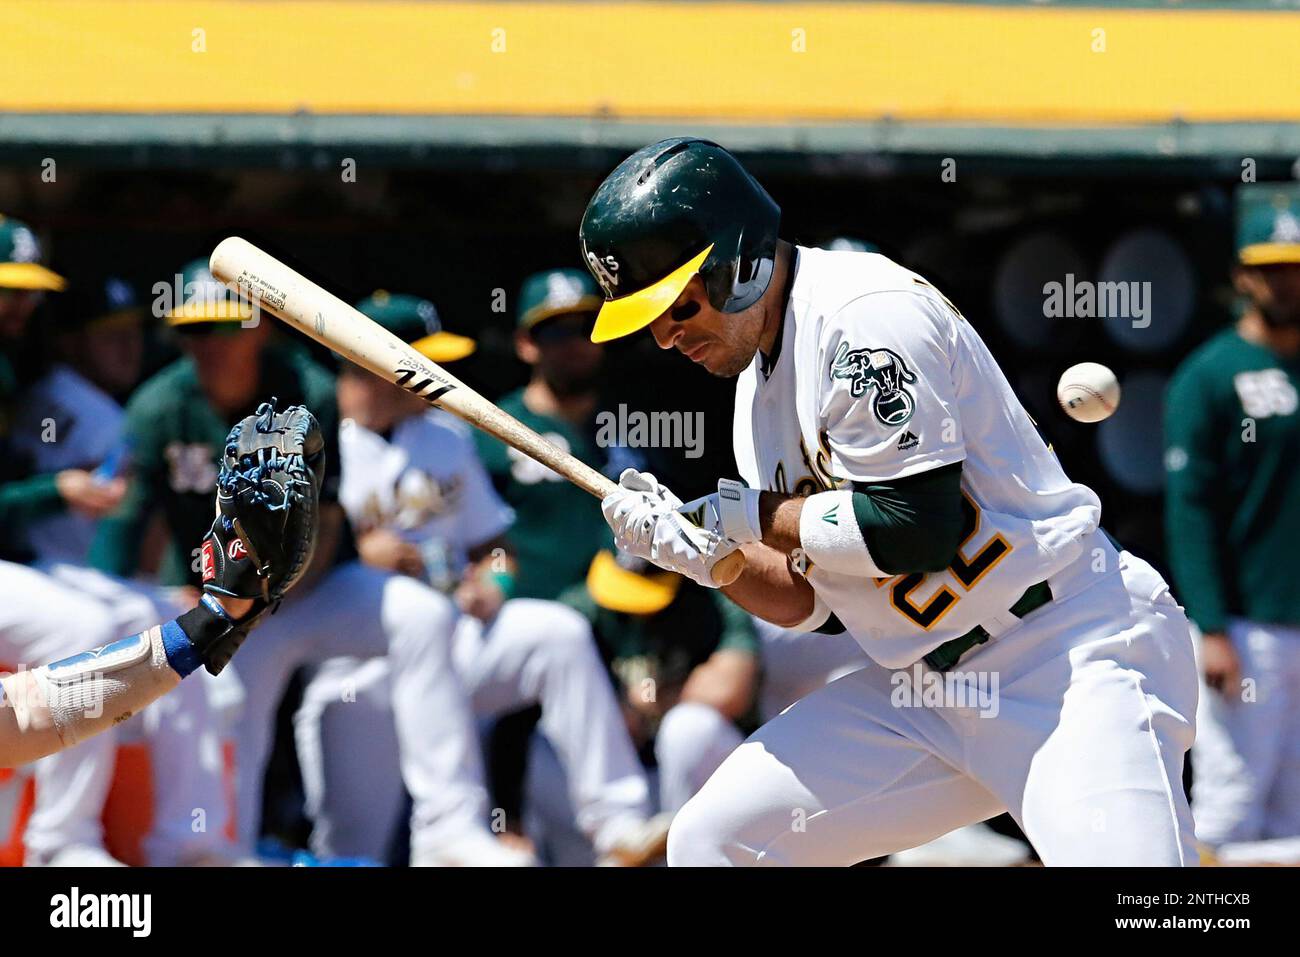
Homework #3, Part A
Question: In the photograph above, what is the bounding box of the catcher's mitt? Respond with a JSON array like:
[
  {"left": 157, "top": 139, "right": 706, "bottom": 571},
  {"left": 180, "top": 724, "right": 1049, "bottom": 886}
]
[{"left": 188, "top": 399, "right": 324, "bottom": 674}]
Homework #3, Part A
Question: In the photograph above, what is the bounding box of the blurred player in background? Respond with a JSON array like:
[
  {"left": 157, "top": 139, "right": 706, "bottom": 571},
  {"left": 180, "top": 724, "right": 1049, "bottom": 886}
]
[
  {"left": 0, "top": 217, "right": 138, "bottom": 866},
  {"left": 89, "top": 262, "right": 533, "bottom": 866},
  {"left": 13, "top": 270, "right": 237, "bottom": 866},
  {"left": 1166, "top": 183, "right": 1300, "bottom": 865},
  {"left": 562, "top": 548, "right": 758, "bottom": 814},
  {"left": 474, "top": 269, "right": 638, "bottom": 600},
  {"left": 294, "top": 292, "right": 669, "bottom": 866},
  {"left": 12, "top": 275, "right": 138, "bottom": 563}
]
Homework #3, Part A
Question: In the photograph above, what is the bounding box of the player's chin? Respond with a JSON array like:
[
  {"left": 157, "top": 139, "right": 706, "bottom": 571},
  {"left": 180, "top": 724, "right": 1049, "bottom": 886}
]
[{"left": 704, "top": 349, "right": 752, "bottom": 378}]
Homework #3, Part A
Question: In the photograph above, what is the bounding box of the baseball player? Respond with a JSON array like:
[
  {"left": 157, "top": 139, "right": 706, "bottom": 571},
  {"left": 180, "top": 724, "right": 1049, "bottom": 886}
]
[
  {"left": 89, "top": 263, "right": 531, "bottom": 866},
  {"left": 584, "top": 139, "right": 1200, "bottom": 866},
  {"left": 294, "top": 292, "right": 668, "bottom": 866},
  {"left": 1166, "top": 183, "right": 1300, "bottom": 863},
  {"left": 560, "top": 547, "right": 759, "bottom": 815},
  {"left": 12, "top": 272, "right": 244, "bottom": 866},
  {"left": 0, "top": 216, "right": 144, "bottom": 866},
  {"left": 473, "top": 268, "right": 638, "bottom": 600}
]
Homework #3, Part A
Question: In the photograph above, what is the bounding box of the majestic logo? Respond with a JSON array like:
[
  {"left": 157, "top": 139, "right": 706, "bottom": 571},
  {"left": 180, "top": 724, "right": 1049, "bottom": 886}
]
[
  {"left": 585, "top": 250, "right": 620, "bottom": 292},
  {"left": 830, "top": 342, "right": 918, "bottom": 426},
  {"left": 821, "top": 504, "right": 839, "bottom": 525},
  {"left": 897, "top": 430, "right": 920, "bottom": 451},
  {"left": 227, "top": 538, "right": 247, "bottom": 561}
]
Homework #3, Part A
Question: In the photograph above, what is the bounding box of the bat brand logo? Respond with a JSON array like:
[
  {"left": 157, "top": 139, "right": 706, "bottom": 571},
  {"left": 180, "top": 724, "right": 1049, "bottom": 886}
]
[
  {"left": 227, "top": 538, "right": 247, "bottom": 561},
  {"left": 395, "top": 367, "right": 455, "bottom": 403}
]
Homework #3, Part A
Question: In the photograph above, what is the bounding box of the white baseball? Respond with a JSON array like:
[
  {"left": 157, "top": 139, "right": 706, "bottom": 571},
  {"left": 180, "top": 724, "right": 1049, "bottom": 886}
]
[{"left": 1057, "top": 362, "right": 1121, "bottom": 423}]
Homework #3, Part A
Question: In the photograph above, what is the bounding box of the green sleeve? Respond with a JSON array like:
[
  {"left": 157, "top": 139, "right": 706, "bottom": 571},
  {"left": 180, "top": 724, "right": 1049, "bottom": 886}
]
[
  {"left": 1163, "top": 367, "right": 1229, "bottom": 633},
  {"left": 712, "top": 592, "right": 760, "bottom": 655},
  {"left": 88, "top": 398, "right": 162, "bottom": 576},
  {"left": 0, "top": 472, "right": 64, "bottom": 527},
  {"left": 851, "top": 462, "right": 965, "bottom": 575}
]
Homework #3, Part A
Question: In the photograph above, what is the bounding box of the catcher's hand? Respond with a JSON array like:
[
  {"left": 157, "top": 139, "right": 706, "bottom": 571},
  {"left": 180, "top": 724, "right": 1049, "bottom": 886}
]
[{"left": 192, "top": 399, "right": 324, "bottom": 673}]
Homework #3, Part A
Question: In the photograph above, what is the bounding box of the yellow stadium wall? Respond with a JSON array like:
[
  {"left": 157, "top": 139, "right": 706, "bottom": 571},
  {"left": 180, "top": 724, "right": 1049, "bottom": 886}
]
[{"left": 1, "top": 1, "right": 1297, "bottom": 123}]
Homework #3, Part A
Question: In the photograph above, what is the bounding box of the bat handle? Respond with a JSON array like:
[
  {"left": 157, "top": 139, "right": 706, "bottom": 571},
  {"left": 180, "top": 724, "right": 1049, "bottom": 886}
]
[{"left": 709, "top": 550, "right": 746, "bottom": 587}]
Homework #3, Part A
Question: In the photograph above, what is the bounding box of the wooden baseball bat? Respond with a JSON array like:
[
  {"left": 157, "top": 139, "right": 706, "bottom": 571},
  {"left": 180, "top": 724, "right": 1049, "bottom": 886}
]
[{"left": 209, "top": 237, "right": 745, "bottom": 586}]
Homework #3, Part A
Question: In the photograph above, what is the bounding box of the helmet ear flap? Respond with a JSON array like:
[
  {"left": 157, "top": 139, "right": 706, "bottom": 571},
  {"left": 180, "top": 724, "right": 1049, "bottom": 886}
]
[{"left": 707, "top": 226, "right": 776, "bottom": 314}]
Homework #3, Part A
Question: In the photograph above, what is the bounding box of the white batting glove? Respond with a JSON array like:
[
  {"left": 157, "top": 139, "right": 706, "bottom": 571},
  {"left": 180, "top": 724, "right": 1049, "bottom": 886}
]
[{"left": 601, "top": 469, "right": 739, "bottom": 588}]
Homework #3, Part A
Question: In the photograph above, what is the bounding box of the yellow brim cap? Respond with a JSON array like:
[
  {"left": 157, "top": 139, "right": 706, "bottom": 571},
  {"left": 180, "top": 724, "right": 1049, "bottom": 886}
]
[
  {"left": 166, "top": 301, "right": 256, "bottom": 325},
  {"left": 0, "top": 262, "right": 66, "bottom": 292},
  {"left": 412, "top": 331, "right": 477, "bottom": 363},
  {"left": 590, "top": 244, "right": 713, "bottom": 344},
  {"left": 1240, "top": 243, "right": 1300, "bottom": 266},
  {"left": 586, "top": 549, "right": 681, "bottom": 615},
  {"left": 522, "top": 298, "right": 603, "bottom": 331}
]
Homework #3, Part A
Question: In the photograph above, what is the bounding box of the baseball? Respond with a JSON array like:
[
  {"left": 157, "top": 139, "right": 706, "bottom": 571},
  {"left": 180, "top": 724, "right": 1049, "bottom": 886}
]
[{"left": 1057, "top": 362, "right": 1121, "bottom": 422}]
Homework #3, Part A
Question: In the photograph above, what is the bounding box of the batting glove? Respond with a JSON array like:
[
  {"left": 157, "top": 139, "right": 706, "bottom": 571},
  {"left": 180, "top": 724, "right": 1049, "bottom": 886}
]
[{"left": 601, "top": 469, "right": 739, "bottom": 588}]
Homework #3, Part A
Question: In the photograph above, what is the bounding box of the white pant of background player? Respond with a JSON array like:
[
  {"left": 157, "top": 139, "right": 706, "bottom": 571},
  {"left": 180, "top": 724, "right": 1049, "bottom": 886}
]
[
  {"left": 0, "top": 561, "right": 230, "bottom": 866},
  {"left": 669, "top": 536, "right": 1201, "bottom": 866},
  {"left": 521, "top": 621, "right": 870, "bottom": 866},
  {"left": 292, "top": 597, "right": 653, "bottom": 860},
  {"left": 1192, "top": 620, "right": 1300, "bottom": 863}
]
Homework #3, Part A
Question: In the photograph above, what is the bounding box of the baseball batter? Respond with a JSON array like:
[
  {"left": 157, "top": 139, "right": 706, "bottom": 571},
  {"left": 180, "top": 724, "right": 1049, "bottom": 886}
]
[{"left": 584, "top": 139, "right": 1200, "bottom": 866}]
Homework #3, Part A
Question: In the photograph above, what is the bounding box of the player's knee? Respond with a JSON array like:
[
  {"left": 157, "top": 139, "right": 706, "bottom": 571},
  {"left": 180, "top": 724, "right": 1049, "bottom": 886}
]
[
  {"left": 383, "top": 575, "right": 457, "bottom": 640},
  {"left": 656, "top": 701, "right": 730, "bottom": 767},
  {"left": 513, "top": 600, "right": 596, "bottom": 664}
]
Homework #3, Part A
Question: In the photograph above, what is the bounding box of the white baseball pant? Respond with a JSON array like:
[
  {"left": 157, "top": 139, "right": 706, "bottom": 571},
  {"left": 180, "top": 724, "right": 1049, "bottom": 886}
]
[
  {"left": 753, "top": 617, "right": 870, "bottom": 721},
  {"left": 228, "top": 560, "right": 488, "bottom": 858},
  {"left": 37, "top": 562, "right": 236, "bottom": 865},
  {"left": 0, "top": 561, "right": 118, "bottom": 862},
  {"left": 1192, "top": 619, "right": 1300, "bottom": 853},
  {"left": 294, "top": 598, "right": 652, "bottom": 858},
  {"left": 668, "top": 543, "right": 1200, "bottom": 866}
]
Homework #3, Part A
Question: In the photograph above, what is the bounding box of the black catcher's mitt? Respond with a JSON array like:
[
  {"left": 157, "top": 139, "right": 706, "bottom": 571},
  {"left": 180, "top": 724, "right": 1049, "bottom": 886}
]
[{"left": 188, "top": 399, "right": 324, "bottom": 673}]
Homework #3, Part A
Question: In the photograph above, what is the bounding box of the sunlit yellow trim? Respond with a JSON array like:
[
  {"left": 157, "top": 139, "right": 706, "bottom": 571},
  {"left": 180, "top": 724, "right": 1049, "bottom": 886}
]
[
  {"left": 412, "top": 330, "right": 477, "bottom": 363},
  {"left": 0, "top": 262, "right": 66, "bottom": 291},
  {"left": 590, "top": 244, "right": 713, "bottom": 344},
  {"left": 586, "top": 549, "right": 681, "bottom": 616},
  {"left": 1240, "top": 242, "right": 1300, "bottom": 266},
  {"left": 166, "top": 300, "right": 255, "bottom": 325}
]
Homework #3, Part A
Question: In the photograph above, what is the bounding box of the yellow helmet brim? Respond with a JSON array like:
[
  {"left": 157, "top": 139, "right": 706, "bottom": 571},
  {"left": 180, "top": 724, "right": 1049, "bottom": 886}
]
[{"left": 590, "top": 244, "right": 713, "bottom": 344}]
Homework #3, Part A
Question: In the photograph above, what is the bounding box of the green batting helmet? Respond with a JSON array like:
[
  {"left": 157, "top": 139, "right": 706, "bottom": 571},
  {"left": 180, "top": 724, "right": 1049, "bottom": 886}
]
[{"left": 579, "top": 138, "right": 780, "bottom": 343}]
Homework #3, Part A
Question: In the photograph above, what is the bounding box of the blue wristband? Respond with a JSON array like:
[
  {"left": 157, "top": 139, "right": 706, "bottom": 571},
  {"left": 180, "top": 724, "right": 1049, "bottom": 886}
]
[{"left": 163, "top": 595, "right": 231, "bottom": 678}]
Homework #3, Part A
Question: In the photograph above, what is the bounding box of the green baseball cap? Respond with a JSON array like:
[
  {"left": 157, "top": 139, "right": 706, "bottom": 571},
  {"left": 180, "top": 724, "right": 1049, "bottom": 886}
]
[
  {"left": 355, "top": 290, "right": 475, "bottom": 363},
  {"left": 517, "top": 268, "right": 602, "bottom": 331},
  {"left": 165, "top": 258, "right": 255, "bottom": 325},
  {"left": 1237, "top": 183, "right": 1300, "bottom": 266},
  {"left": 0, "top": 215, "right": 65, "bottom": 291}
]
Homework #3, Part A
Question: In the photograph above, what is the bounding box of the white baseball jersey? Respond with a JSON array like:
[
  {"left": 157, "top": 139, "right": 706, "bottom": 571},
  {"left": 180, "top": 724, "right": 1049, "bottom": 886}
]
[
  {"left": 13, "top": 365, "right": 125, "bottom": 563},
  {"left": 733, "top": 248, "right": 1102, "bottom": 668},
  {"left": 338, "top": 409, "right": 514, "bottom": 581}
]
